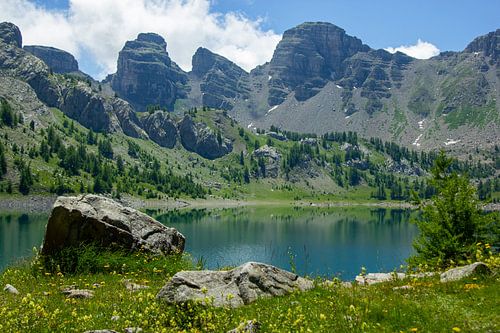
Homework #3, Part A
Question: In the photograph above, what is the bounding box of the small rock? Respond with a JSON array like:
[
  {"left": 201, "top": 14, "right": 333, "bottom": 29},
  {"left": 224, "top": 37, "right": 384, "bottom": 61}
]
[
  {"left": 123, "top": 280, "right": 149, "bottom": 291},
  {"left": 355, "top": 272, "right": 406, "bottom": 285},
  {"left": 341, "top": 282, "right": 353, "bottom": 288},
  {"left": 4, "top": 284, "right": 19, "bottom": 294},
  {"left": 440, "top": 262, "right": 491, "bottom": 283},
  {"left": 63, "top": 289, "right": 94, "bottom": 299},
  {"left": 393, "top": 285, "right": 413, "bottom": 291},
  {"left": 124, "top": 328, "right": 143, "bottom": 333},
  {"left": 227, "top": 320, "right": 261, "bottom": 333}
]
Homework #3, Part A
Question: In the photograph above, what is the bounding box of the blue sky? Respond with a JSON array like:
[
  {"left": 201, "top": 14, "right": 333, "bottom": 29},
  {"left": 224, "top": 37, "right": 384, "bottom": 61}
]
[{"left": 6, "top": 0, "right": 500, "bottom": 79}]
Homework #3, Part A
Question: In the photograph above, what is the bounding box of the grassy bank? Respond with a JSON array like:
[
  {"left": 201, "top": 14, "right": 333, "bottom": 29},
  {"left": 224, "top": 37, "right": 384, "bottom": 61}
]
[{"left": 1, "top": 251, "right": 499, "bottom": 332}]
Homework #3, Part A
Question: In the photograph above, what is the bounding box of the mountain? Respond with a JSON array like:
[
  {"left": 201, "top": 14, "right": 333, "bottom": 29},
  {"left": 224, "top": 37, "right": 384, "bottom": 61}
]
[
  {"left": 0, "top": 22, "right": 498, "bottom": 202},
  {"left": 1, "top": 21, "right": 500, "bottom": 154},
  {"left": 109, "top": 33, "right": 188, "bottom": 112},
  {"left": 23, "top": 45, "right": 79, "bottom": 74},
  {"left": 226, "top": 22, "right": 499, "bottom": 152}
]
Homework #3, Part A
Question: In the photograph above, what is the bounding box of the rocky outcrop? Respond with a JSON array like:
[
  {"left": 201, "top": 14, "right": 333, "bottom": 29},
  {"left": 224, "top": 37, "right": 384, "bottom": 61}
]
[
  {"left": 464, "top": 29, "right": 499, "bottom": 63},
  {"left": 0, "top": 22, "right": 22, "bottom": 48},
  {"left": 41, "top": 195, "right": 185, "bottom": 256},
  {"left": 440, "top": 262, "right": 491, "bottom": 283},
  {"left": 0, "top": 23, "right": 60, "bottom": 107},
  {"left": 156, "top": 262, "right": 313, "bottom": 307},
  {"left": 252, "top": 145, "right": 281, "bottom": 178},
  {"left": 111, "top": 98, "right": 147, "bottom": 139},
  {"left": 179, "top": 115, "right": 232, "bottom": 159},
  {"left": 59, "top": 83, "right": 121, "bottom": 132},
  {"left": 141, "top": 111, "right": 178, "bottom": 148},
  {"left": 268, "top": 22, "right": 370, "bottom": 104},
  {"left": 111, "top": 33, "right": 188, "bottom": 112},
  {"left": 191, "top": 47, "right": 250, "bottom": 110},
  {"left": 24, "top": 45, "right": 79, "bottom": 74}
]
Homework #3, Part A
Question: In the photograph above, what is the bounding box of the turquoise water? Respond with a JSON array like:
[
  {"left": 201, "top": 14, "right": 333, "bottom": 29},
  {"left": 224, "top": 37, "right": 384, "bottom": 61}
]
[
  {"left": 153, "top": 206, "right": 418, "bottom": 280},
  {"left": 0, "top": 207, "right": 418, "bottom": 279}
]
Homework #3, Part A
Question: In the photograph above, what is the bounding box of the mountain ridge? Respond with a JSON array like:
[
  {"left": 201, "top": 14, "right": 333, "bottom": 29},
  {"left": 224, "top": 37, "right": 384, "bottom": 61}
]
[{"left": 1, "top": 21, "right": 499, "bottom": 153}]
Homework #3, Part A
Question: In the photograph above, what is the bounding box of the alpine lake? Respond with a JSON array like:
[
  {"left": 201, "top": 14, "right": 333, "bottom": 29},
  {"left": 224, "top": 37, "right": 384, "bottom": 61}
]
[{"left": 0, "top": 206, "right": 418, "bottom": 280}]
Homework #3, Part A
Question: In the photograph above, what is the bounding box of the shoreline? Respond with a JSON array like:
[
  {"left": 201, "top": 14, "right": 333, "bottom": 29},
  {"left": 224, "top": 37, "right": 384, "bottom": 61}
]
[{"left": 0, "top": 194, "right": 498, "bottom": 213}]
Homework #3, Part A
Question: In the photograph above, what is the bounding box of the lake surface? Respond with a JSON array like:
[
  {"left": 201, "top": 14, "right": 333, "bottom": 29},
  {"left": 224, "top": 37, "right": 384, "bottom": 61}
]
[
  {"left": 152, "top": 206, "right": 418, "bottom": 280},
  {"left": 0, "top": 207, "right": 418, "bottom": 280}
]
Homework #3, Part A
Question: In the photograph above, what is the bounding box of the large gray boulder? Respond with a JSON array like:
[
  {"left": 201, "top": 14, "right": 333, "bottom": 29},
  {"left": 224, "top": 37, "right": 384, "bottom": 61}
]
[
  {"left": 41, "top": 195, "right": 185, "bottom": 256},
  {"left": 440, "top": 262, "right": 491, "bottom": 283},
  {"left": 156, "top": 262, "right": 313, "bottom": 307}
]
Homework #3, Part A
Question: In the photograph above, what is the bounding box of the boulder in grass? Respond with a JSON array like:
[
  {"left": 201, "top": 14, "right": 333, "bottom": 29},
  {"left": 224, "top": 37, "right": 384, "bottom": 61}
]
[
  {"left": 41, "top": 194, "right": 185, "bottom": 256},
  {"left": 157, "top": 262, "right": 313, "bottom": 308},
  {"left": 440, "top": 262, "right": 491, "bottom": 283}
]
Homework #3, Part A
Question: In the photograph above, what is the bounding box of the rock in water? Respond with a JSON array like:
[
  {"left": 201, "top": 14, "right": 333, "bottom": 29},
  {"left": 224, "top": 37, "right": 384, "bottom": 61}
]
[
  {"left": 156, "top": 262, "right": 313, "bottom": 307},
  {"left": 41, "top": 194, "right": 185, "bottom": 256},
  {"left": 440, "top": 262, "right": 491, "bottom": 283}
]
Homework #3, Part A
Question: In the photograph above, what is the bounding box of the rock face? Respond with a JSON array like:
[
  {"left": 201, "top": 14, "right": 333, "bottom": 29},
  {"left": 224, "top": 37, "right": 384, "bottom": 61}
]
[
  {"left": 179, "top": 115, "right": 232, "bottom": 159},
  {"left": 464, "top": 28, "right": 499, "bottom": 63},
  {"left": 0, "top": 22, "right": 22, "bottom": 48},
  {"left": 440, "top": 262, "right": 491, "bottom": 283},
  {"left": 252, "top": 145, "right": 281, "bottom": 178},
  {"left": 156, "top": 262, "right": 313, "bottom": 307},
  {"left": 268, "top": 22, "right": 370, "bottom": 104},
  {"left": 41, "top": 195, "right": 185, "bottom": 256},
  {"left": 191, "top": 47, "right": 250, "bottom": 110},
  {"left": 141, "top": 111, "right": 178, "bottom": 148},
  {"left": 111, "top": 33, "right": 188, "bottom": 112},
  {"left": 23, "top": 45, "right": 79, "bottom": 74}
]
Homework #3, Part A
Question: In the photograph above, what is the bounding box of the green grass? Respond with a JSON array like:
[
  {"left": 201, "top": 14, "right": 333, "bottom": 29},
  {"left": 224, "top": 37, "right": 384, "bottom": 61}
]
[
  {"left": 444, "top": 101, "right": 498, "bottom": 129},
  {"left": 1, "top": 251, "right": 498, "bottom": 332}
]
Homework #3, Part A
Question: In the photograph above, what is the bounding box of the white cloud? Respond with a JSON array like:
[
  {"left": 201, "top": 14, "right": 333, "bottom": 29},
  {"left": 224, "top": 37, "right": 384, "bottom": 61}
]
[
  {"left": 0, "top": 0, "right": 281, "bottom": 79},
  {"left": 385, "top": 39, "right": 440, "bottom": 59}
]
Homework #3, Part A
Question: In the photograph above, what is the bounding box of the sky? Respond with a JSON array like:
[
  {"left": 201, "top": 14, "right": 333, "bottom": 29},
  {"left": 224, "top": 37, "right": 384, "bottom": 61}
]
[{"left": 1, "top": 0, "right": 498, "bottom": 80}]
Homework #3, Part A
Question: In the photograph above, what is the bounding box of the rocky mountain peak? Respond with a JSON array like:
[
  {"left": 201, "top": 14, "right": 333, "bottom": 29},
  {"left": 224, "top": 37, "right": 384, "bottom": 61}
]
[
  {"left": 0, "top": 22, "right": 22, "bottom": 48},
  {"left": 111, "top": 32, "right": 188, "bottom": 111},
  {"left": 464, "top": 29, "right": 499, "bottom": 63},
  {"left": 268, "top": 21, "right": 371, "bottom": 105},
  {"left": 23, "top": 45, "right": 79, "bottom": 74},
  {"left": 190, "top": 47, "right": 250, "bottom": 110},
  {"left": 136, "top": 32, "right": 167, "bottom": 49}
]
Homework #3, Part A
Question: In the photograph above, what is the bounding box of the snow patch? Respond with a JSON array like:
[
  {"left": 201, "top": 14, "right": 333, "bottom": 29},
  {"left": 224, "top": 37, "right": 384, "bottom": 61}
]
[
  {"left": 412, "top": 134, "right": 423, "bottom": 147},
  {"left": 266, "top": 105, "right": 279, "bottom": 116},
  {"left": 418, "top": 119, "right": 425, "bottom": 130},
  {"left": 345, "top": 115, "right": 351, "bottom": 119},
  {"left": 336, "top": 84, "right": 343, "bottom": 89},
  {"left": 268, "top": 75, "right": 272, "bottom": 81},
  {"left": 444, "top": 139, "right": 461, "bottom": 146},
  {"left": 247, "top": 122, "right": 253, "bottom": 129}
]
